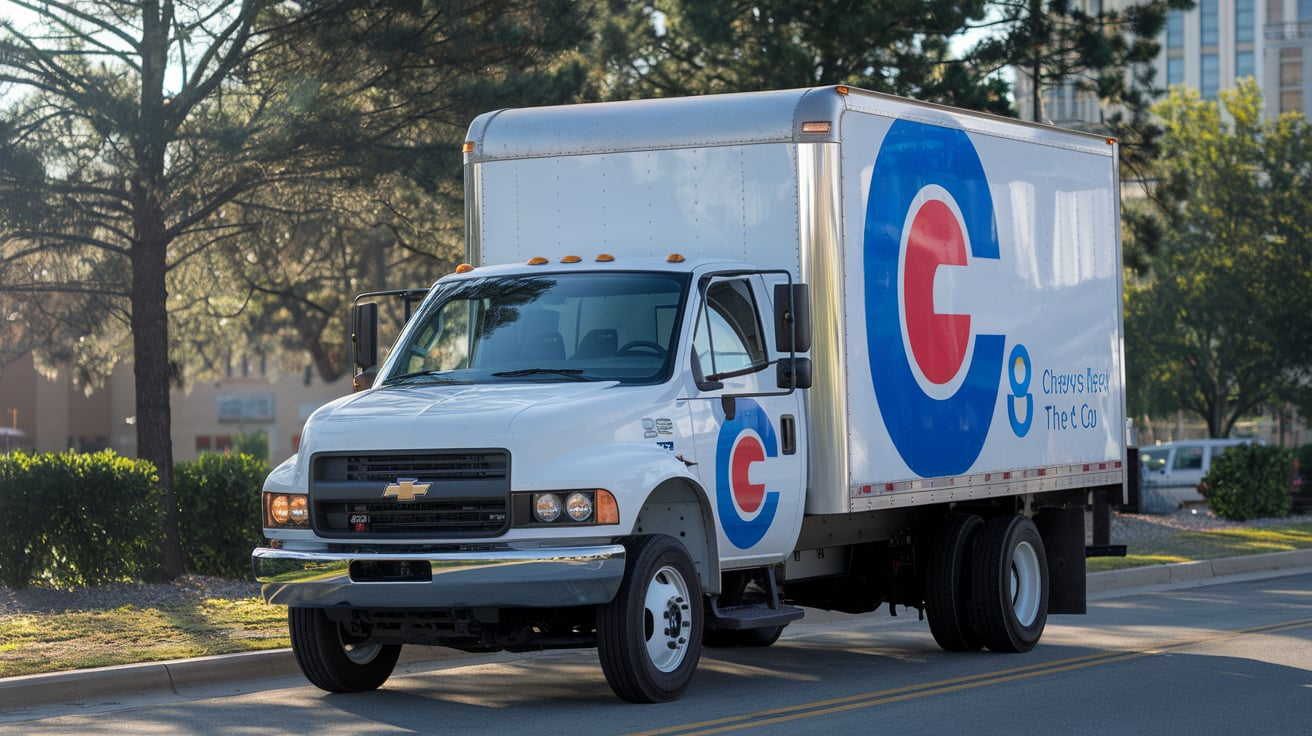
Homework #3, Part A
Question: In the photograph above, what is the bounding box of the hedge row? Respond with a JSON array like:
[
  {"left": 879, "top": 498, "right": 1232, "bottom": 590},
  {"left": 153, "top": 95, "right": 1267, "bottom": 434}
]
[{"left": 0, "top": 450, "right": 268, "bottom": 588}]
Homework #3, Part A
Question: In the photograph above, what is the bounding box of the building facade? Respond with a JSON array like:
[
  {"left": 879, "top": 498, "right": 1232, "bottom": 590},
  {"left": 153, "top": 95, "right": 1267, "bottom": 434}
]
[
  {"left": 0, "top": 352, "right": 348, "bottom": 464},
  {"left": 1017, "top": 0, "right": 1312, "bottom": 124}
]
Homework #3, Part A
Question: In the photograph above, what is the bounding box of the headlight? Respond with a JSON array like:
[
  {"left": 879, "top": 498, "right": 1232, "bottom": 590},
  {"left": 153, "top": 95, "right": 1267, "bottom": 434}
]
[
  {"left": 533, "top": 493, "right": 562, "bottom": 523},
  {"left": 518, "top": 489, "right": 619, "bottom": 526},
  {"left": 565, "top": 492, "right": 593, "bottom": 522},
  {"left": 264, "top": 492, "right": 310, "bottom": 528}
]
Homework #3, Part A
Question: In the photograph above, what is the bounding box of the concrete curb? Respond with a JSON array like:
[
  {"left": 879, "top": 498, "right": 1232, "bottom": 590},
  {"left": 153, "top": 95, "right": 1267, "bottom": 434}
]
[
  {"left": 4, "top": 551, "right": 1311, "bottom": 713},
  {"left": 0, "top": 645, "right": 452, "bottom": 713},
  {"left": 1085, "top": 548, "right": 1312, "bottom": 593}
]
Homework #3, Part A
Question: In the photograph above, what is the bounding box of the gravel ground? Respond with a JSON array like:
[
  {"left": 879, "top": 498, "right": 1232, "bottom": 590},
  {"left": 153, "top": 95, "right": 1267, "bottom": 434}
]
[
  {"left": 2, "top": 509, "right": 1307, "bottom": 617},
  {"left": 0, "top": 574, "right": 261, "bottom": 616},
  {"left": 1102, "top": 507, "right": 1309, "bottom": 544}
]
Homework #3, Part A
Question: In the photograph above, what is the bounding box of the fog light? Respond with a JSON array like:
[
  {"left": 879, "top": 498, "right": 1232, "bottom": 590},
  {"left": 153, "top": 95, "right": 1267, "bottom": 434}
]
[
  {"left": 565, "top": 492, "right": 593, "bottom": 522},
  {"left": 533, "top": 493, "right": 562, "bottom": 523}
]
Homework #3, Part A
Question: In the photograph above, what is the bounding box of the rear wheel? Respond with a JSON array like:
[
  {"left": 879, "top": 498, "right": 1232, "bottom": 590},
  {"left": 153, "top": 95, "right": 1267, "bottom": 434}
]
[
  {"left": 597, "top": 535, "right": 703, "bottom": 703},
  {"left": 970, "top": 515, "right": 1049, "bottom": 653},
  {"left": 289, "top": 607, "right": 401, "bottom": 692},
  {"left": 925, "top": 513, "right": 984, "bottom": 652}
]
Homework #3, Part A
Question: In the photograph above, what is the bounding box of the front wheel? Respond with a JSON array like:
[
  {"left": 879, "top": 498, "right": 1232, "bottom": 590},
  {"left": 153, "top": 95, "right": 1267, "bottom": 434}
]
[
  {"left": 597, "top": 535, "right": 703, "bottom": 703},
  {"left": 969, "top": 515, "right": 1049, "bottom": 653},
  {"left": 289, "top": 607, "right": 401, "bottom": 692}
]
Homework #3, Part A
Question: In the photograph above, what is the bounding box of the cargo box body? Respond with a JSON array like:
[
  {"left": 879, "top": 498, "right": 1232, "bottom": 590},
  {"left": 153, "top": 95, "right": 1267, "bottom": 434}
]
[{"left": 464, "top": 86, "right": 1126, "bottom": 515}]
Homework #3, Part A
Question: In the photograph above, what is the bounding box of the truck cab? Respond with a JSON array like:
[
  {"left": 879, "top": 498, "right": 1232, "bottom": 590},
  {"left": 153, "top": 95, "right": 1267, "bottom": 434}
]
[{"left": 256, "top": 255, "right": 812, "bottom": 701}]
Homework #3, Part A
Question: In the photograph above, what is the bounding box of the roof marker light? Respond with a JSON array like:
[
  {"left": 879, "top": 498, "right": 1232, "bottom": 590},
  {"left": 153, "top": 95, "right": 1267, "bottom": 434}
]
[
  {"left": 455, "top": 263, "right": 474, "bottom": 274},
  {"left": 462, "top": 141, "right": 475, "bottom": 153},
  {"left": 596, "top": 253, "right": 615, "bottom": 262},
  {"left": 835, "top": 86, "right": 850, "bottom": 95},
  {"left": 802, "top": 121, "right": 832, "bottom": 134},
  {"left": 561, "top": 255, "right": 582, "bottom": 263},
  {"left": 527, "top": 256, "right": 549, "bottom": 265},
  {"left": 667, "top": 253, "right": 685, "bottom": 263}
]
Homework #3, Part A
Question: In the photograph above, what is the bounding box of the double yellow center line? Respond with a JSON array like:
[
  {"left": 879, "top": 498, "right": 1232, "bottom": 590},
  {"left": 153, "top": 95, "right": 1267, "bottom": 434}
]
[{"left": 630, "top": 618, "right": 1312, "bottom": 736}]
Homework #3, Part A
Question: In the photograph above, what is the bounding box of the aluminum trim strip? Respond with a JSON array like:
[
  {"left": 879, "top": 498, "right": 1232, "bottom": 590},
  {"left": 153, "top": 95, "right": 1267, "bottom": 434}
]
[{"left": 797, "top": 141, "right": 850, "bottom": 515}]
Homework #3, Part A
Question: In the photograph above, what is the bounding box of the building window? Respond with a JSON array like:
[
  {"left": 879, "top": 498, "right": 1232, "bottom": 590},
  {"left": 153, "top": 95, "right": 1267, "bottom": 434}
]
[
  {"left": 1237, "top": 50, "right": 1255, "bottom": 79},
  {"left": 1201, "top": 54, "right": 1220, "bottom": 99},
  {"left": 1282, "top": 90, "right": 1304, "bottom": 112},
  {"left": 1269, "top": 0, "right": 1283, "bottom": 25},
  {"left": 195, "top": 434, "right": 233, "bottom": 454},
  {"left": 1167, "top": 10, "right": 1185, "bottom": 49},
  {"left": 1168, "top": 56, "right": 1185, "bottom": 86},
  {"left": 1201, "top": 0, "right": 1219, "bottom": 46},
  {"left": 1301, "top": 0, "right": 1312, "bottom": 21},
  {"left": 1236, "top": 0, "right": 1254, "bottom": 43},
  {"left": 1282, "top": 48, "right": 1303, "bottom": 86}
]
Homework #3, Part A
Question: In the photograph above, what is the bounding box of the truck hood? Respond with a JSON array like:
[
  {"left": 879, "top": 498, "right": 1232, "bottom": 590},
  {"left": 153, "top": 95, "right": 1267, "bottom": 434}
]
[{"left": 311, "top": 381, "right": 620, "bottom": 438}]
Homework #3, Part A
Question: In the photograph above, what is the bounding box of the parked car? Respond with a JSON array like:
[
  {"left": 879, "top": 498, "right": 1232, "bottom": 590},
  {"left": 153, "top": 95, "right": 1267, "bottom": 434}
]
[{"left": 1139, "top": 439, "right": 1259, "bottom": 507}]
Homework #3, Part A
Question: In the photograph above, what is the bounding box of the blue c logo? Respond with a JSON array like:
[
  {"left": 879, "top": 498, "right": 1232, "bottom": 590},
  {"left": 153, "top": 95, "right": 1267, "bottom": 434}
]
[
  {"left": 864, "top": 120, "right": 1005, "bottom": 477},
  {"left": 715, "top": 398, "right": 780, "bottom": 549}
]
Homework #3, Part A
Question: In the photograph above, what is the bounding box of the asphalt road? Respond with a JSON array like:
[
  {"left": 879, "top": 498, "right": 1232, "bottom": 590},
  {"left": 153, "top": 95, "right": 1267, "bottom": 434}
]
[{"left": 2, "top": 568, "right": 1309, "bottom": 735}]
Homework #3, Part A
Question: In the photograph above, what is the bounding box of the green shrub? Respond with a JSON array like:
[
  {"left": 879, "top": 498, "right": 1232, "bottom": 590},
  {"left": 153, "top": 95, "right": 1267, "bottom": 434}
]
[
  {"left": 1200, "top": 443, "right": 1294, "bottom": 521},
  {"left": 0, "top": 451, "right": 161, "bottom": 588},
  {"left": 174, "top": 452, "right": 268, "bottom": 578},
  {"left": 232, "top": 430, "right": 269, "bottom": 464}
]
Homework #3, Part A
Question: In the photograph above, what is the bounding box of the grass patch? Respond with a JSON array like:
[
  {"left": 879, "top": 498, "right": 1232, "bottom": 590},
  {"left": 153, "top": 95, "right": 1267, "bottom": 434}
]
[
  {"left": 1087, "top": 523, "right": 1312, "bottom": 572},
  {"left": 0, "top": 598, "right": 288, "bottom": 679}
]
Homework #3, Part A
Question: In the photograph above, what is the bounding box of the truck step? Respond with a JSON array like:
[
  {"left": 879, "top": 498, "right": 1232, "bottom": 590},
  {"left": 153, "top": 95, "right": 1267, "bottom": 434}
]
[
  {"left": 1085, "top": 544, "right": 1127, "bottom": 558},
  {"left": 705, "top": 601, "right": 805, "bottom": 631}
]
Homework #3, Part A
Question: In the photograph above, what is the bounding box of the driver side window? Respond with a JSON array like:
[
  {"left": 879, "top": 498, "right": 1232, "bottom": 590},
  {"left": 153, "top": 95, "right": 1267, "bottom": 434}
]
[{"left": 694, "top": 278, "right": 767, "bottom": 377}]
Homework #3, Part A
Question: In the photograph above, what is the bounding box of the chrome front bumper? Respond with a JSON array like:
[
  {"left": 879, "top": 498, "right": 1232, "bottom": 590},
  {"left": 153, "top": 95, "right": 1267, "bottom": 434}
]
[{"left": 252, "top": 544, "right": 626, "bottom": 609}]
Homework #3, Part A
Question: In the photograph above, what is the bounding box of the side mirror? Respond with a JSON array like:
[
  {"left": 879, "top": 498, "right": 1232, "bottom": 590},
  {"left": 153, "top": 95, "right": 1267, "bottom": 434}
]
[
  {"left": 776, "top": 357, "right": 812, "bottom": 390},
  {"left": 352, "top": 301, "right": 379, "bottom": 389},
  {"left": 774, "top": 283, "right": 811, "bottom": 353}
]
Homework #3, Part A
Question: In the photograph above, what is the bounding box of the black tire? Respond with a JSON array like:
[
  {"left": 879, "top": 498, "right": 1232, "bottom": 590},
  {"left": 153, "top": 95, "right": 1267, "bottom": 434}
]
[
  {"left": 289, "top": 607, "right": 401, "bottom": 693},
  {"left": 925, "top": 513, "right": 985, "bottom": 652},
  {"left": 969, "top": 515, "right": 1049, "bottom": 653},
  {"left": 597, "top": 535, "right": 703, "bottom": 703}
]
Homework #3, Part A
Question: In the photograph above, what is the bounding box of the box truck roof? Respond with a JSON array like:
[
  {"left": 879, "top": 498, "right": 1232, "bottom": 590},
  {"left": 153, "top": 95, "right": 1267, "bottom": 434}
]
[{"left": 464, "top": 85, "right": 1114, "bottom": 163}]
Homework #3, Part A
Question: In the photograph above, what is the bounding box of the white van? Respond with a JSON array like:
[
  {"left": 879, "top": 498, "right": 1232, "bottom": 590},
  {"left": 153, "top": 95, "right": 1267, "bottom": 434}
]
[{"left": 1140, "top": 439, "right": 1257, "bottom": 505}]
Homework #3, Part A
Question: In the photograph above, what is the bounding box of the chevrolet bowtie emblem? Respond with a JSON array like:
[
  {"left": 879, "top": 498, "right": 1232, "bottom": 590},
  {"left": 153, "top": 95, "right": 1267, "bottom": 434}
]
[{"left": 382, "top": 478, "right": 431, "bottom": 502}]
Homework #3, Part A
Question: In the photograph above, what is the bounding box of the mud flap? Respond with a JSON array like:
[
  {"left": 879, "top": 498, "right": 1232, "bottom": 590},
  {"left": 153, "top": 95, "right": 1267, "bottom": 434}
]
[{"left": 1035, "top": 506, "right": 1086, "bottom": 615}]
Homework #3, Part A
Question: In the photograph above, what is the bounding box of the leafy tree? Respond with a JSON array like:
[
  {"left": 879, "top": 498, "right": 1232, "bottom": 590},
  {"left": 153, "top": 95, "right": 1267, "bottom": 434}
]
[
  {"left": 590, "top": 0, "right": 1011, "bottom": 114},
  {"left": 0, "top": 0, "right": 590, "bottom": 577},
  {"left": 1125, "top": 81, "right": 1312, "bottom": 438},
  {"left": 970, "top": 0, "right": 1192, "bottom": 124}
]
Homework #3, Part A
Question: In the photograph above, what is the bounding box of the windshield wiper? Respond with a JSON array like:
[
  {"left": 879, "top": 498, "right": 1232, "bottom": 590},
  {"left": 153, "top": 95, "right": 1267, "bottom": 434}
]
[
  {"left": 491, "top": 368, "right": 592, "bottom": 381},
  {"left": 382, "top": 370, "right": 466, "bottom": 386}
]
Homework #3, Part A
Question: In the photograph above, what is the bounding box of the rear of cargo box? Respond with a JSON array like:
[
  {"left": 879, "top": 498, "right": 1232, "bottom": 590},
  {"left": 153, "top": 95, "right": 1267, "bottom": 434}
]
[{"left": 803, "top": 89, "right": 1126, "bottom": 516}]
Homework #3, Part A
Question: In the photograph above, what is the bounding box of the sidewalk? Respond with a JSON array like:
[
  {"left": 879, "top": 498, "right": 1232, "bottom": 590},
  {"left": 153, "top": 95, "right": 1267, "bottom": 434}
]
[{"left": 4, "top": 549, "right": 1311, "bottom": 713}]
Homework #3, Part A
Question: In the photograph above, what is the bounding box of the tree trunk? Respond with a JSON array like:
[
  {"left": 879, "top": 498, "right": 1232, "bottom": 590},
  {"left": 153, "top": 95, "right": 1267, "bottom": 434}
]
[
  {"left": 131, "top": 232, "right": 184, "bottom": 579},
  {"left": 132, "top": 0, "right": 184, "bottom": 580}
]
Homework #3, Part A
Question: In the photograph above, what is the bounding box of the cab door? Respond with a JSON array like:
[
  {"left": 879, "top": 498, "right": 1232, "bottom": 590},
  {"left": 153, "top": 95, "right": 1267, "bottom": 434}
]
[{"left": 686, "top": 273, "right": 806, "bottom": 569}]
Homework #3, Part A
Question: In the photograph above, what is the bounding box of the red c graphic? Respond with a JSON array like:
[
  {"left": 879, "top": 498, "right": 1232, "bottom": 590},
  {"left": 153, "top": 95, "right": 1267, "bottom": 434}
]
[
  {"left": 904, "top": 198, "right": 971, "bottom": 385},
  {"left": 730, "top": 435, "right": 766, "bottom": 514}
]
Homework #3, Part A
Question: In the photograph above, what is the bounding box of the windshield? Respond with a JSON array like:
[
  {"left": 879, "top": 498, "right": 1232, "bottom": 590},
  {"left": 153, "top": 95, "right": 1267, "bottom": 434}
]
[{"left": 381, "top": 271, "right": 688, "bottom": 385}]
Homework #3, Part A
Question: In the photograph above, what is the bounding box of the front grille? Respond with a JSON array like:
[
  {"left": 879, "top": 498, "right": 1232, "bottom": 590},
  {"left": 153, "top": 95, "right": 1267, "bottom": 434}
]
[{"left": 311, "top": 450, "right": 510, "bottom": 538}]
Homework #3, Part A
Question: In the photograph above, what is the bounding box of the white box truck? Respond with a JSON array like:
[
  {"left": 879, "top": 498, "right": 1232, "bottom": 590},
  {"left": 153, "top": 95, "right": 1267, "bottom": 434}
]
[{"left": 253, "top": 85, "right": 1126, "bottom": 703}]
